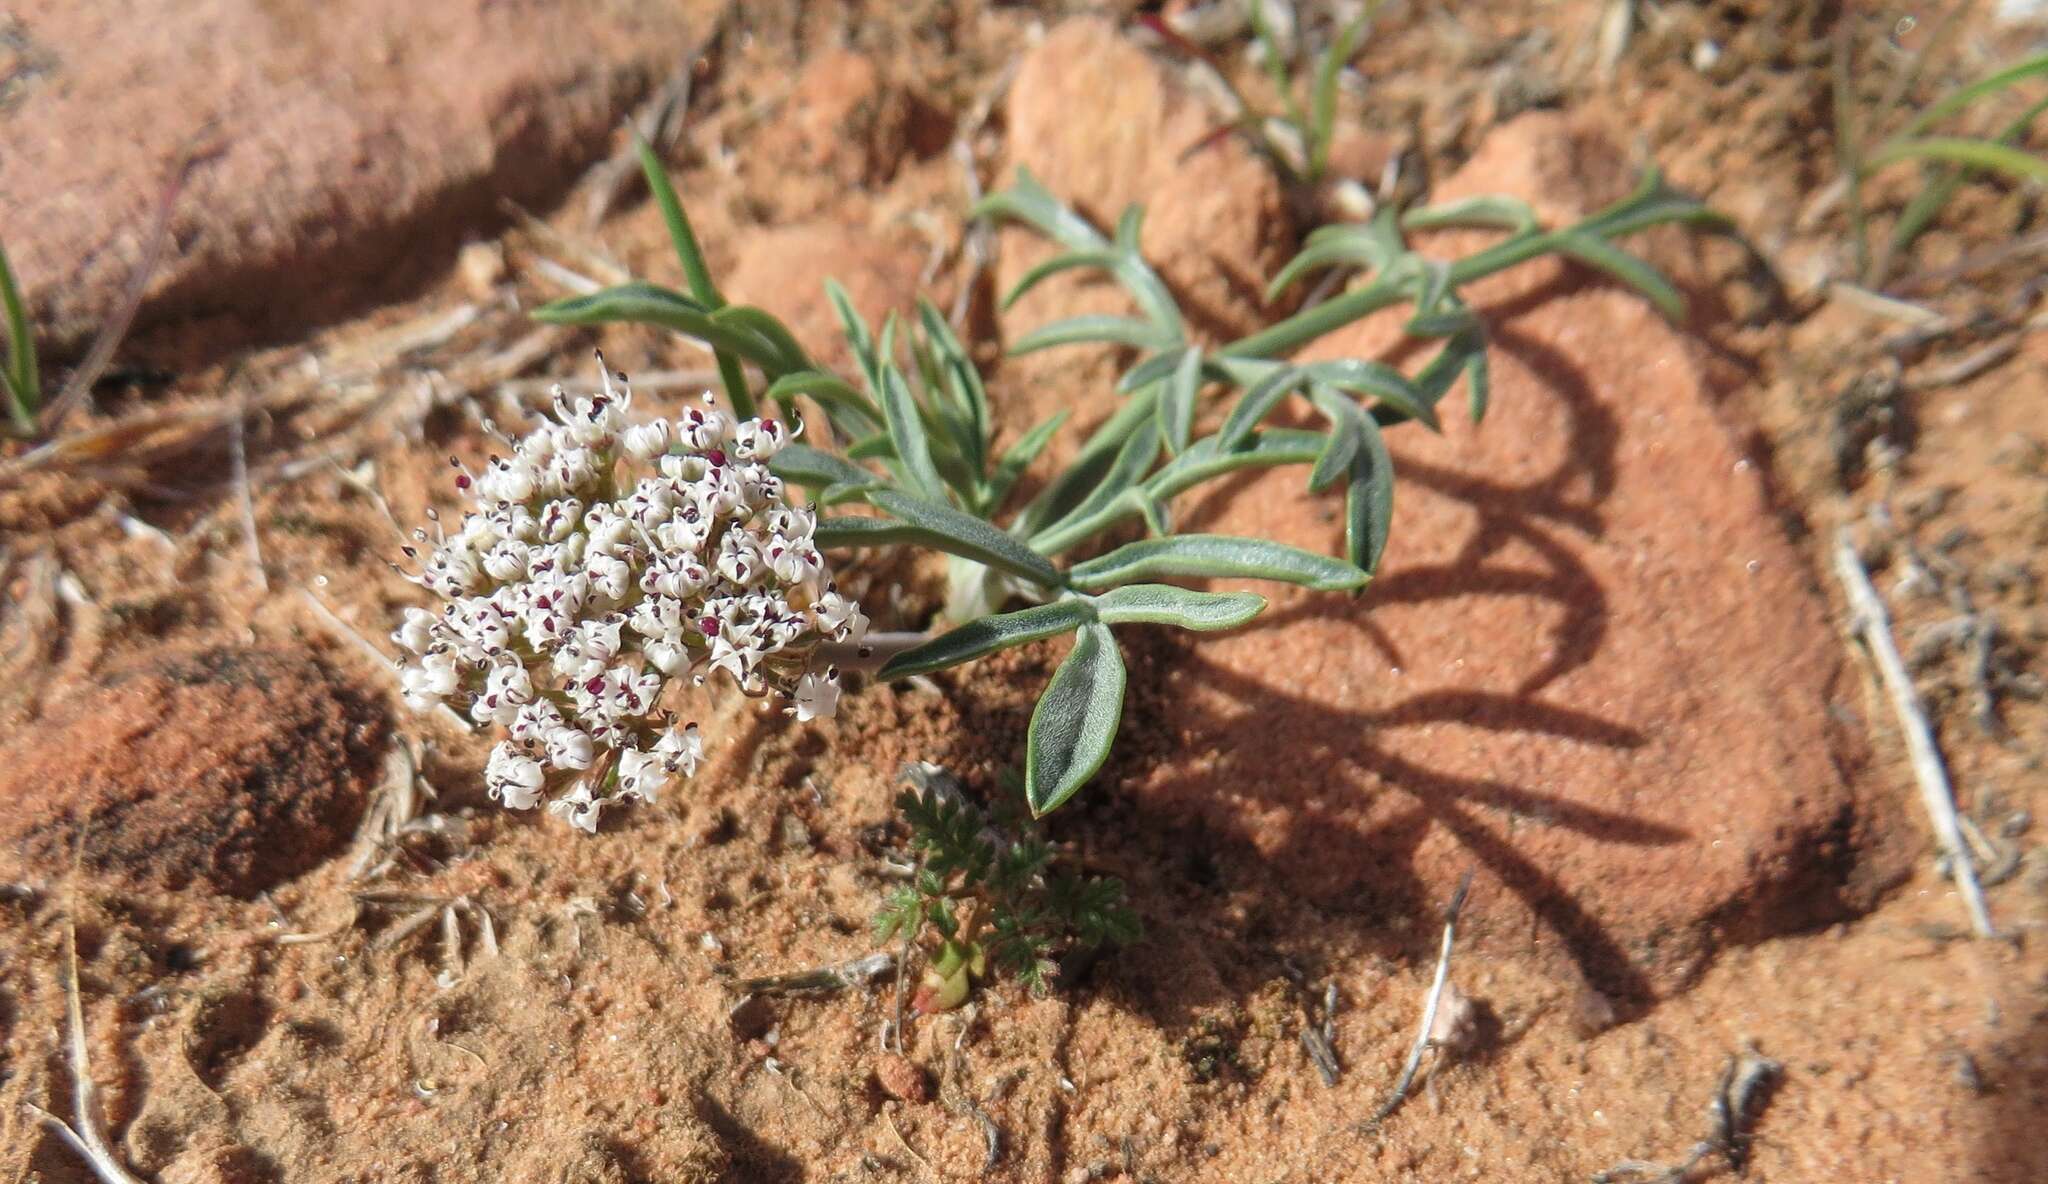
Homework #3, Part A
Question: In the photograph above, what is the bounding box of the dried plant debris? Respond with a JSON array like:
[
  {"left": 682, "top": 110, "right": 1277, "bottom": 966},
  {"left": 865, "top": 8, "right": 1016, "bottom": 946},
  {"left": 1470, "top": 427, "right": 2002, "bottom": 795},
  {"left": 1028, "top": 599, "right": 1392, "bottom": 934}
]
[{"left": 1595, "top": 1047, "right": 1784, "bottom": 1183}]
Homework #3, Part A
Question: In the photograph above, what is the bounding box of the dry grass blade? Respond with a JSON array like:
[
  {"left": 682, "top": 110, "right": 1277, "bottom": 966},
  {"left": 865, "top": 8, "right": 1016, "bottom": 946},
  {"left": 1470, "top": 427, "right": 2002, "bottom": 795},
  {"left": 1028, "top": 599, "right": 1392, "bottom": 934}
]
[
  {"left": 23, "top": 918, "right": 148, "bottom": 1184},
  {"left": 1833, "top": 527, "right": 1995, "bottom": 937}
]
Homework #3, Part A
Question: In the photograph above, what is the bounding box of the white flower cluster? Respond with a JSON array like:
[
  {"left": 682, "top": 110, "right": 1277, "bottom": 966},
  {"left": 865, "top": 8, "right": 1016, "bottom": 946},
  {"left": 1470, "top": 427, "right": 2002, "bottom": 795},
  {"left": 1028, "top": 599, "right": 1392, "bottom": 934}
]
[{"left": 393, "top": 356, "right": 866, "bottom": 832}]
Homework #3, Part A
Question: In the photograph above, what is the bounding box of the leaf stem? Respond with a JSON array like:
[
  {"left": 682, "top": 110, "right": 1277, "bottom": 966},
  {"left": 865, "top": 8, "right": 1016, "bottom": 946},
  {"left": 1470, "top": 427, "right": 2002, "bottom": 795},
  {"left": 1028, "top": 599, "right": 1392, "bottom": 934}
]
[{"left": 636, "top": 137, "right": 757, "bottom": 420}]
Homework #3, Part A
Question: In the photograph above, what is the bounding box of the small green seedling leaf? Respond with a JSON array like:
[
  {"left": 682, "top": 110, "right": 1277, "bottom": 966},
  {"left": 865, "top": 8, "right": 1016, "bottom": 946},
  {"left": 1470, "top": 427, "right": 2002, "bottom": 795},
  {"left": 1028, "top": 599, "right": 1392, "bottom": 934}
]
[
  {"left": 879, "top": 600, "right": 1098, "bottom": 680},
  {"left": 1025, "top": 624, "right": 1126, "bottom": 817},
  {"left": 1067, "top": 535, "right": 1369, "bottom": 592},
  {"left": 1092, "top": 584, "right": 1266, "bottom": 631}
]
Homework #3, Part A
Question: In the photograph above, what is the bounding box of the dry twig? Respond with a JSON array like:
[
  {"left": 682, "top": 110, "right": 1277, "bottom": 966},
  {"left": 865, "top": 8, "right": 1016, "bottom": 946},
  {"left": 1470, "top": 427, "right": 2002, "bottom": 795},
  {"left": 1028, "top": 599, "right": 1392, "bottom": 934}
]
[{"left": 1834, "top": 527, "right": 1996, "bottom": 937}]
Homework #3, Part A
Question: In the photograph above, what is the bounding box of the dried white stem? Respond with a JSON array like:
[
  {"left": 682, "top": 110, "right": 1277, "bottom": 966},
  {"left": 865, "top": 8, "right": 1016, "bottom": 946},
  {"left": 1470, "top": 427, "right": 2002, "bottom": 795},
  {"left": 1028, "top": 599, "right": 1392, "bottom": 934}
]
[
  {"left": 24, "top": 920, "right": 148, "bottom": 1184},
  {"left": 1833, "top": 527, "right": 1995, "bottom": 938},
  {"left": 230, "top": 398, "right": 268, "bottom": 594},
  {"left": 1371, "top": 869, "right": 1473, "bottom": 1126}
]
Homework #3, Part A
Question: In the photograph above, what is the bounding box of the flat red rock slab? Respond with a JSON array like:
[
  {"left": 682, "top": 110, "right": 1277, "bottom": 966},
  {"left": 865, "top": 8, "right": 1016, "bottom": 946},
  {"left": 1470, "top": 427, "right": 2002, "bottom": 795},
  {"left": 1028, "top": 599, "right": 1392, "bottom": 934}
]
[
  {"left": 1108, "top": 116, "right": 1904, "bottom": 995},
  {"left": 0, "top": 647, "right": 386, "bottom": 897},
  {"left": 1, "top": 0, "right": 713, "bottom": 351}
]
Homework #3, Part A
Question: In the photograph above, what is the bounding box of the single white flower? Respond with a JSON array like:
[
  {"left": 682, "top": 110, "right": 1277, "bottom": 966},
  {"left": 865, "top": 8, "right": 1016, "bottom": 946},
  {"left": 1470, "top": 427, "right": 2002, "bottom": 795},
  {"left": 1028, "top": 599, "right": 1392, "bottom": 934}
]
[
  {"left": 654, "top": 723, "right": 704, "bottom": 778},
  {"left": 485, "top": 743, "right": 547, "bottom": 810},
  {"left": 789, "top": 668, "right": 841, "bottom": 722}
]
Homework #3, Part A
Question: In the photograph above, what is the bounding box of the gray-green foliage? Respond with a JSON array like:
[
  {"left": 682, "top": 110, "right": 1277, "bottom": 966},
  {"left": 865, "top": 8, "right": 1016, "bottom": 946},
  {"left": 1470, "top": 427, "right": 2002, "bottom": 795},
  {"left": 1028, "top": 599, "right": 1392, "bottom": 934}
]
[{"left": 535, "top": 138, "right": 1719, "bottom": 817}]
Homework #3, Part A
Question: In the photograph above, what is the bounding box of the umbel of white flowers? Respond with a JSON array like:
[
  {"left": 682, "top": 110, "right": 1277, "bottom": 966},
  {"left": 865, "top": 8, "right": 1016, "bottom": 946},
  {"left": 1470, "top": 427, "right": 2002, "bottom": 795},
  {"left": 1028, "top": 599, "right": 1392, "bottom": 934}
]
[{"left": 392, "top": 354, "right": 867, "bottom": 832}]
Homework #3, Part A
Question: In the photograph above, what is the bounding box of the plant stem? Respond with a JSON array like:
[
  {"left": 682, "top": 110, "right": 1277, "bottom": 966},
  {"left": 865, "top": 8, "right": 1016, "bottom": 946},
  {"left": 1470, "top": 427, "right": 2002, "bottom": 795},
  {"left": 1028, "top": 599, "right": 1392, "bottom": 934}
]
[
  {"left": 636, "top": 137, "right": 757, "bottom": 420},
  {"left": 820, "top": 630, "right": 932, "bottom": 673}
]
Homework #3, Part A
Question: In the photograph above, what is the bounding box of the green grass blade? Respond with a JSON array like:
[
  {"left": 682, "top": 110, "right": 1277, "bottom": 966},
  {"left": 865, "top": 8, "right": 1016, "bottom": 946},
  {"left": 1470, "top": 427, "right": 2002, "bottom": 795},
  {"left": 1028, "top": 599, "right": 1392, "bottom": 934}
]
[
  {"left": 1308, "top": 6, "right": 1374, "bottom": 180},
  {"left": 867, "top": 489, "right": 1064, "bottom": 588},
  {"left": 825, "top": 279, "right": 880, "bottom": 388},
  {"left": 878, "top": 600, "right": 1097, "bottom": 680},
  {"left": 770, "top": 443, "right": 881, "bottom": 491},
  {"left": 709, "top": 304, "right": 812, "bottom": 378},
  {"left": 1002, "top": 249, "right": 1125, "bottom": 310},
  {"left": 1885, "top": 92, "right": 2048, "bottom": 272},
  {"left": 1306, "top": 384, "right": 1365, "bottom": 493},
  {"left": 1893, "top": 52, "right": 2048, "bottom": 141},
  {"left": 1067, "top": 534, "right": 1367, "bottom": 592},
  {"left": 0, "top": 238, "right": 36, "bottom": 428},
  {"left": 1093, "top": 585, "right": 1266, "bottom": 631},
  {"left": 1014, "top": 389, "right": 1158, "bottom": 536},
  {"left": 1146, "top": 428, "right": 1325, "bottom": 500},
  {"left": 1025, "top": 624, "right": 1126, "bottom": 817},
  {"left": 634, "top": 137, "right": 753, "bottom": 419},
  {"left": 1863, "top": 136, "right": 2048, "bottom": 186}
]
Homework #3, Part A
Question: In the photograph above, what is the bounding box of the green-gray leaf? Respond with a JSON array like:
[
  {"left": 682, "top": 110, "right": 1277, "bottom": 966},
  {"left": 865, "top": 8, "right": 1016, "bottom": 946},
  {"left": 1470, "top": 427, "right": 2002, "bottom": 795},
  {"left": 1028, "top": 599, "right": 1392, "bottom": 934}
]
[
  {"left": 1025, "top": 623, "right": 1126, "bottom": 817},
  {"left": 1159, "top": 345, "right": 1203, "bottom": 454},
  {"left": 878, "top": 363, "right": 946, "bottom": 499},
  {"left": 1218, "top": 365, "right": 1306, "bottom": 451},
  {"left": 986, "top": 410, "right": 1068, "bottom": 509},
  {"left": 1011, "top": 315, "right": 1176, "bottom": 357},
  {"left": 1067, "top": 535, "right": 1369, "bottom": 592},
  {"left": 867, "top": 489, "right": 1063, "bottom": 588},
  {"left": 1092, "top": 584, "right": 1266, "bottom": 631},
  {"left": 1554, "top": 232, "right": 1683, "bottom": 321},
  {"left": 770, "top": 444, "right": 880, "bottom": 492},
  {"left": 878, "top": 600, "right": 1098, "bottom": 680},
  {"left": 1344, "top": 413, "right": 1396, "bottom": 574}
]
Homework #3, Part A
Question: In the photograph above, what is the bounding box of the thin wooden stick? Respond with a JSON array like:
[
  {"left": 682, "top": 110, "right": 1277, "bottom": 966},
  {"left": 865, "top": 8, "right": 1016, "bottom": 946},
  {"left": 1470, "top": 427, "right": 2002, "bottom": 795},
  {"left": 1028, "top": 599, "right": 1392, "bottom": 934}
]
[
  {"left": 1833, "top": 527, "right": 1995, "bottom": 937},
  {"left": 1370, "top": 869, "right": 1474, "bottom": 1126}
]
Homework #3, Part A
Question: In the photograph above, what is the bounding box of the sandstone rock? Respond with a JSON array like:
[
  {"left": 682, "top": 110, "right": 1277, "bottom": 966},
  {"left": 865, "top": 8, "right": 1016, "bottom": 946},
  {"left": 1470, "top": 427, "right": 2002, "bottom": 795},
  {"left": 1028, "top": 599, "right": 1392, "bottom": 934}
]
[
  {"left": 723, "top": 222, "right": 939, "bottom": 373},
  {"left": 753, "top": 49, "right": 909, "bottom": 197},
  {"left": 1115, "top": 113, "right": 1904, "bottom": 995},
  {"left": 0, "top": 647, "right": 387, "bottom": 896},
  {"left": 1002, "top": 16, "right": 1293, "bottom": 340},
  {"left": 0, "top": 0, "right": 713, "bottom": 354}
]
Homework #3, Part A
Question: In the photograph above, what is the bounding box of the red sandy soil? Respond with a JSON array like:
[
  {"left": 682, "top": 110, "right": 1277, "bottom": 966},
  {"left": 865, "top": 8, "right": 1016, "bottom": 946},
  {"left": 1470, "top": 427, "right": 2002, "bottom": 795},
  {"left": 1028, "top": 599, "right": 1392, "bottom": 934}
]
[{"left": 2, "top": 3, "right": 2045, "bottom": 1182}]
